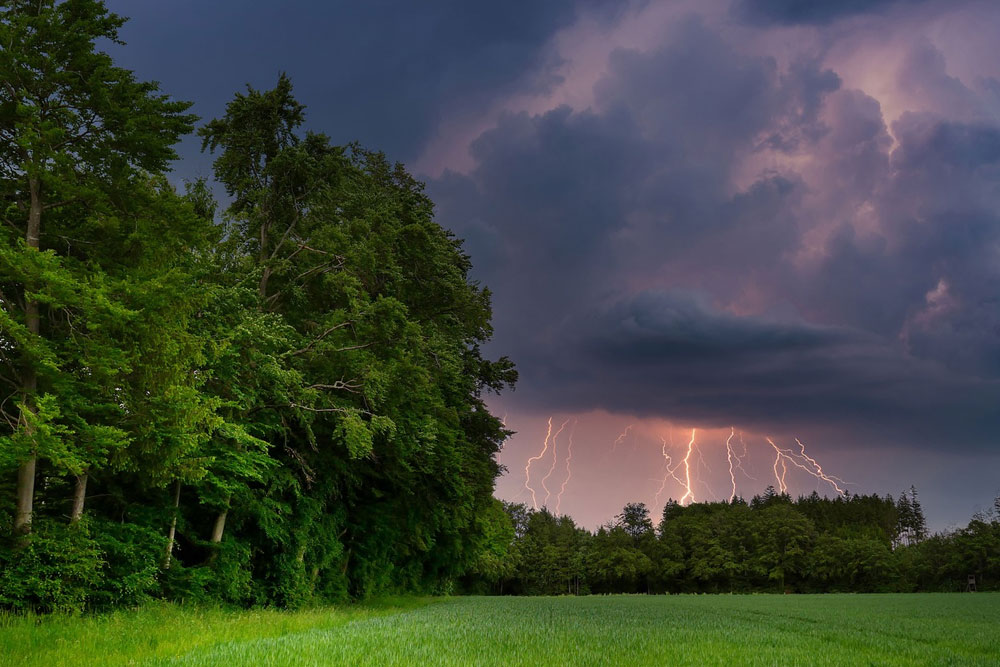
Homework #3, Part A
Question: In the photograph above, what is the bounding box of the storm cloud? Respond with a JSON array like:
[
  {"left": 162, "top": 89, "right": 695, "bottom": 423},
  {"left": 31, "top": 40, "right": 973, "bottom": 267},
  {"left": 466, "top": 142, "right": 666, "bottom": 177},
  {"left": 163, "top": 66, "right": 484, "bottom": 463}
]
[
  {"left": 106, "top": 0, "right": 1000, "bottom": 525},
  {"left": 429, "top": 8, "right": 1000, "bottom": 451},
  {"left": 105, "top": 0, "right": 635, "bottom": 178}
]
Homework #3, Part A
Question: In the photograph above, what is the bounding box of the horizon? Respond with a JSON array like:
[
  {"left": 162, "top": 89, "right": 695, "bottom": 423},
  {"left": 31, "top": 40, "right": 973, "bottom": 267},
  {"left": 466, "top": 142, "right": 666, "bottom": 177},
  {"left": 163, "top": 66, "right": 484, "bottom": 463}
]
[{"left": 493, "top": 411, "right": 994, "bottom": 532}]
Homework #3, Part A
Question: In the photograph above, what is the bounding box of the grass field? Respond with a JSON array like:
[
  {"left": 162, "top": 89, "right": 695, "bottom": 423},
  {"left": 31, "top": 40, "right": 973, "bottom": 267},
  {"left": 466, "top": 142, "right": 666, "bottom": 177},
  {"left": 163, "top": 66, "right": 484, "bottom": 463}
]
[{"left": 2, "top": 594, "right": 997, "bottom": 666}]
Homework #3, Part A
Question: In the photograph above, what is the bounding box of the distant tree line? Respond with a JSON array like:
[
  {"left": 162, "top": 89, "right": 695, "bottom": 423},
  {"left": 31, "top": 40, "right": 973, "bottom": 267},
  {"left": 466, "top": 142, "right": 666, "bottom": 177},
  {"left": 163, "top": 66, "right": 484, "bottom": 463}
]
[
  {"left": 0, "top": 0, "right": 515, "bottom": 613},
  {"left": 464, "top": 488, "right": 1000, "bottom": 595}
]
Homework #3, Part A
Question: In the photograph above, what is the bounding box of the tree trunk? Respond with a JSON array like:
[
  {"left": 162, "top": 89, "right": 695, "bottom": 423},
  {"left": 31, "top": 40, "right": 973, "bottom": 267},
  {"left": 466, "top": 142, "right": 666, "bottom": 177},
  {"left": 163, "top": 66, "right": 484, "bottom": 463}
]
[
  {"left": 70, "top": 473, "right": 88, "bottom": 523},
  {"left": 258, "top": 266, "right": 271, "bottom": 304},
  {"left": 164, "top": 480, "right": 181, "bottom": 568},
  {"left": 13, "top": 175, "right": 43, "bottom": 536},
  {"left": 210, "top": 493, "right": 230, "bottom": 544},
  {"left": 206, "top": 500, "right": 228, "bottom": 565},
  {"left": 14, "top": 458, "right": 36, "bottom": 535},
  {"left": 258, "top": 218, "right": 270, "bottom": 302},
  {"left": 210, "top": 507, "right": 228, "bottom": 543}
]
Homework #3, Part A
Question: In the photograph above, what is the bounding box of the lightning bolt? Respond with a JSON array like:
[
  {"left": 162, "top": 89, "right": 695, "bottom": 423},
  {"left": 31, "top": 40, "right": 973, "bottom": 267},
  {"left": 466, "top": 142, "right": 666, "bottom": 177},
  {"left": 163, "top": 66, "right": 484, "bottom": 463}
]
[
  {"left": 524, "top": 417, "right": 553, "bottom": 510},
  {"left": 654, "top": 436, "right": 688, "bottom": 508},
  {"left": 734, "top": 431, "right": 756, "bottom": 481},
  {"left": 767, "top": 436, "right": 848, "bottom": 497},
  {"left": 693, "top": 434, "right": 716, "bottom": 499},
  {"left": 612, "top": 424, "right": 634, "bottom": 452},
  {"left": 695, "top": 440, "right": 712, "bottom": 473},
  {"left": 794, "top": 437, "right": 848, "bottom": 495},
  {"left": 555, "top": 420, "right": 577, "bottom": 516},
  {"left": 525, "top": 417, "right": 847, "bottom": 514},
  {"left": 541, "top": 419, "right": 570, "bottom": 508},
  {"left": 680, "top": 429, "right": 697, "bottom": 505},
  {"left": 726, "top": 427, "right": 737, "bottom": 502},
  {"left": 768, "top": 438, "right": 788, "bottom": 493}
]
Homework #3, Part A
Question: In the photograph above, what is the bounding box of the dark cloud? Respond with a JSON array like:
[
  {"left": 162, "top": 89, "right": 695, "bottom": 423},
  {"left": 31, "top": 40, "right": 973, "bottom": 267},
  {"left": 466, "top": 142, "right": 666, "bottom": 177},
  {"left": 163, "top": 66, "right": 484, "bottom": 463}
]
[
  {"left": 431, "top": 15, "right": 1000, "bottom": 452},
  {"left": 105, "top": 0, "right": 636, "bottom": 178},
  {"left": 523, "top": 290, "right": 1000, "bottom": 449},
  {"left": 732, "top": 0, "right": 928, "bottom": 25},
  {"left": 434, "top": 19, "right": 839, "bottom": 327}
]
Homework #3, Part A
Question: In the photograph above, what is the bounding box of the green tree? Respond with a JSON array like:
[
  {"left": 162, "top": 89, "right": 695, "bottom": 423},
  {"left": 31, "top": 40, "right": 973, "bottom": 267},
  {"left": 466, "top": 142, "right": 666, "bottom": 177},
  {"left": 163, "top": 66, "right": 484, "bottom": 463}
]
[
  {"left": 195, "top": 76, "right": 515, "bottom": 602},
  {"left": 0, "top": 0, "right": 194, "bottom": 534},
  {"left": 616, "top": 502, "right": 653, "bottom": 542},
  {"left": 754, "top": 503, "right": 815, "bottom": 592}
]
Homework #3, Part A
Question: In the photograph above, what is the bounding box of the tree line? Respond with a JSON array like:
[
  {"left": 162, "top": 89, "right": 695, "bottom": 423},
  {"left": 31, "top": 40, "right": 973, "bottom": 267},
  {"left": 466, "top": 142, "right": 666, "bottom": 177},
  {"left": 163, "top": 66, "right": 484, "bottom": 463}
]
[
  {"left": 464, "top": 488, "right": 1000, "bottom": 595},
  {"left": 0, "top": 0, "right": 515, "bottom": 612}
]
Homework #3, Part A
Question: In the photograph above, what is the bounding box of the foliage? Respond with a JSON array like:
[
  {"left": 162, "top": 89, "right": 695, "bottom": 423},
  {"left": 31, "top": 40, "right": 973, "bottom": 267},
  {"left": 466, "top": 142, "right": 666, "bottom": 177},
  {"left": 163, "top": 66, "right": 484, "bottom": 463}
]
[
  {"left": 0, "top": 519, "right": 102, "bottom": 613},
  {"left": 0, "top": 2, "right": 514, "bottom": 612},
  {"left": 474, "top": 490, "right": 1000, "bottom": 595},
  {"left": 88, "top": 518, "right": 164, "bottom": 609}
]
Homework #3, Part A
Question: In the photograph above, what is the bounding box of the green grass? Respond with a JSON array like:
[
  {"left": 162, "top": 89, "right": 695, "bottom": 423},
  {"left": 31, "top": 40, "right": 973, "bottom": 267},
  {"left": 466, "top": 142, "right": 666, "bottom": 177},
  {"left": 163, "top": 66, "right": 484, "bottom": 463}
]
[
  {"left": 3, "top": 594, "right": 998, "bottom": 666},
  {"left": 0, "top": 597, "right": 432, "bottom": 667}
]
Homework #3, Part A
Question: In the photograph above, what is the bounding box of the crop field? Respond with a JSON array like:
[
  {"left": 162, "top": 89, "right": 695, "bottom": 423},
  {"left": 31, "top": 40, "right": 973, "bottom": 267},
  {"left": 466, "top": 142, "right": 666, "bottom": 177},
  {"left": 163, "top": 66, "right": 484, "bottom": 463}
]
[{"left": 2, "top": 594, "right": 998, "bottom": 666}]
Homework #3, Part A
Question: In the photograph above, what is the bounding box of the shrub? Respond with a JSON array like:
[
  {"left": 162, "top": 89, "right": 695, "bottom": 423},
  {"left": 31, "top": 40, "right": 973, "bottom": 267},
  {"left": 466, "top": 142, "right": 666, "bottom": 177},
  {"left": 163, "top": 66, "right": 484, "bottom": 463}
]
[
  {"left": 90, "top": 519, "right": 166, "bottom": 609},
  {"left": 0, "top": 520, "right": 103, "bottom": 613}
]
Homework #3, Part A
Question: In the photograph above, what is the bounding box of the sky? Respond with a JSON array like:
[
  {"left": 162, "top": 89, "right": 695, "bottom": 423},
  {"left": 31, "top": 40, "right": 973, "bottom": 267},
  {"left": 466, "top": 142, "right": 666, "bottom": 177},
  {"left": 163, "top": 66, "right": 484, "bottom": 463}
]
[{"left": 105, "top": 0, "right": 1000, "bottom": 531}]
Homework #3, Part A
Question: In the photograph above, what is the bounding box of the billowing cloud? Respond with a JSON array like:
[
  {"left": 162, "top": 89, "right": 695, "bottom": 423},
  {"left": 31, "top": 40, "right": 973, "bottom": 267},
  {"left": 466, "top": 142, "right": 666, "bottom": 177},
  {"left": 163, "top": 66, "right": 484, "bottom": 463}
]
[{"left": 430, "top": 9, "right": 1000, "bottom": 454}]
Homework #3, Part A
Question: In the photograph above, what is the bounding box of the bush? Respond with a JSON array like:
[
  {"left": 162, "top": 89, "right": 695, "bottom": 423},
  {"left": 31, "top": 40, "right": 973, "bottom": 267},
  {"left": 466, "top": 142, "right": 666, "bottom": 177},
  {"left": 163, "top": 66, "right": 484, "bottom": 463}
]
[
  {"left": 209, "top": 539, "right": 254, "bottom": 605},
  {"left": 161, "top": 563, "right": 216, "bottom": 605},
  {"left": 0, "top": 520, "right": 103, "bottom": 613},
  {"left": 89, "top": 519, "right": 166, "bottom": 609}
]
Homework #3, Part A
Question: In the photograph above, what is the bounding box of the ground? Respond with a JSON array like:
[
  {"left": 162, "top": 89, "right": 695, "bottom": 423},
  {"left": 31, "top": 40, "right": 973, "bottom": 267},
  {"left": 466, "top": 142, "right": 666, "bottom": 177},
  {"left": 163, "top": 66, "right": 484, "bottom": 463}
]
[{"left": 1, "top": 594, "right": 997, "bottom": 665}]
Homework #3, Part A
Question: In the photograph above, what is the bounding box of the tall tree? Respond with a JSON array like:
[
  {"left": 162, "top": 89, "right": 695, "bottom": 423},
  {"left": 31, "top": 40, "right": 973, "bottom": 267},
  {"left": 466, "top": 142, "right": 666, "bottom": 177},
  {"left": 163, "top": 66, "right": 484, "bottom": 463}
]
[
  {"left": 0, "top": 0, "right": 194, "bottom": 533},
  {"left": 197, "top": 77, "right": 515, "bottom": 601},
  {"left": 908, "top": 486, "right": 927, "bottom": 543}
]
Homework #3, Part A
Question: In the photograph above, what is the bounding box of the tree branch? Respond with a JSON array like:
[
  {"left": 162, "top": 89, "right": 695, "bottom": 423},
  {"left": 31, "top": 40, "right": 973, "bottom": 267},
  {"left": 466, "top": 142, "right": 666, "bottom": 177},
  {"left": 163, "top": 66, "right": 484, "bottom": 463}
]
[
  {"left": 285, "top": 320, "right": 353, "bottom": 357},
  {"left": 306, "top": 379, "right": 362, "bottom": 394}
]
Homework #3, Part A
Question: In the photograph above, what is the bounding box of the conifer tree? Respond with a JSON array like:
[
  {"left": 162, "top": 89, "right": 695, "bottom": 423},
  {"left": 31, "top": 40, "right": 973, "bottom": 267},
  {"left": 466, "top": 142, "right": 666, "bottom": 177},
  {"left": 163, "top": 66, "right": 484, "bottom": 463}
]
[{"left": 908, "top": 485, "right": 926, "bottom": 543}]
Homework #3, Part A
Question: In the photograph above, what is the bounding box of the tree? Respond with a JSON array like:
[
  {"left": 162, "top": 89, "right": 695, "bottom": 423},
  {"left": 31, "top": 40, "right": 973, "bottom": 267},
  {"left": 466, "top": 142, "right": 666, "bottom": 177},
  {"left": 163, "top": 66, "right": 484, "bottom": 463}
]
[
  {"left": 464, "top": 498, "right": 516, "bottom": 593},
  {"left": 194, "top": 77, "right": 515, "bottom": 602},
  {"left": 754, "top": 503, "right": 815, "bottom": 592},
  {"left": 616, "top": 502, "right": 653, "bottom": 542},
  {"left": 198, "top": 73, "right": 344, "bottom": 307},
  {"left": 586, "top": 524, "right": 651, "bottom": 594},
  {"left": 908, "top": 486, "right": 927, "bottom": 543},
  {"left": 0, "top": 14, "right": 518, "bottom": 609},
  {"left": 0, "top": 0, "right": 194, "bottom": 534}
]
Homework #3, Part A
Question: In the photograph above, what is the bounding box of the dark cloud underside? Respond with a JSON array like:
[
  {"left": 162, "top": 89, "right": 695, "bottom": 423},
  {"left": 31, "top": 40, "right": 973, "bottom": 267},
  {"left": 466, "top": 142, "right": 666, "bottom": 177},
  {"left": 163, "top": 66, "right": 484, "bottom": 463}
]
[{"left": 732, "top": 0, "right": 928, "bottom": 25}]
